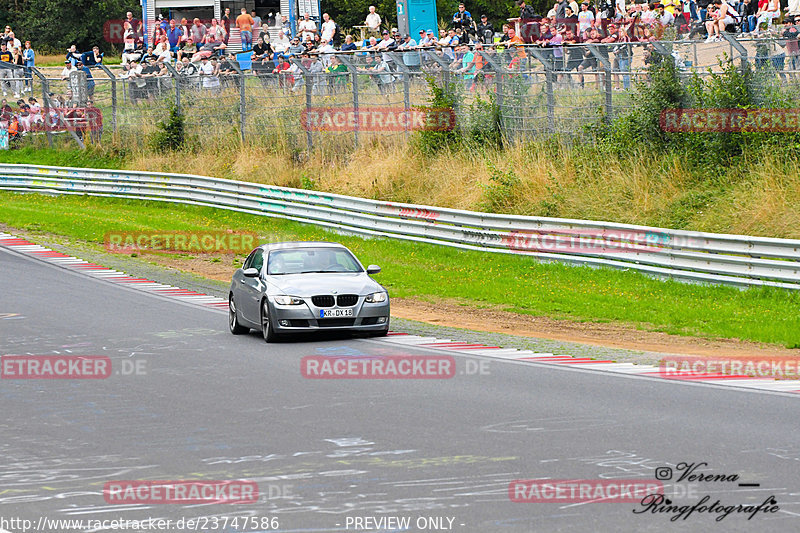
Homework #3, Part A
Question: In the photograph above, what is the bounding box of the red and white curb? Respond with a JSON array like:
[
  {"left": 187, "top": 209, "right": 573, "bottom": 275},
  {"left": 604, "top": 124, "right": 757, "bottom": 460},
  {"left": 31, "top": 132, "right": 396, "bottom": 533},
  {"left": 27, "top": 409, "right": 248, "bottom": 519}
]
[
  {"left": 376, "top": 335, "right": 800, "bottom": 395},
  {"left": 0, "top": 232, "right": 229, "bottom": 311},
  {"left": 3, "top": 232, "right": 798, "bottom": 395}
]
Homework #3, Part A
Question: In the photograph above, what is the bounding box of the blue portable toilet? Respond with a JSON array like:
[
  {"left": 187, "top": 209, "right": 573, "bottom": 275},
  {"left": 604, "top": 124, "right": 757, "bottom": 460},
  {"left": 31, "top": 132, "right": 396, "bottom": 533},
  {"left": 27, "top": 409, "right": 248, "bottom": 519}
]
[{"left": 397, "top": 0, "right": 438, "bottom": 39}]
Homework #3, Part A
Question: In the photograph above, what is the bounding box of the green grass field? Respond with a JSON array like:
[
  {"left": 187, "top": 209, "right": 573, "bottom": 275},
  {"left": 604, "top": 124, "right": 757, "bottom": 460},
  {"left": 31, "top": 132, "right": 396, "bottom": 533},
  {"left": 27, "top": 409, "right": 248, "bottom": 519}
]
[{"left": 2, "top": 191, "right": 799, "bottom": 348}]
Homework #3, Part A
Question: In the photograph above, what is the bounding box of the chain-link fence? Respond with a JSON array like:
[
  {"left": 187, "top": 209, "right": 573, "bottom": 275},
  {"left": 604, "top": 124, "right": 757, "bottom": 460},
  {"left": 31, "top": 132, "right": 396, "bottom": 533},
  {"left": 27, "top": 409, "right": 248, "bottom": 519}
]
[{"left": 12, "top": 35, "right": 800, "bottom": 151}]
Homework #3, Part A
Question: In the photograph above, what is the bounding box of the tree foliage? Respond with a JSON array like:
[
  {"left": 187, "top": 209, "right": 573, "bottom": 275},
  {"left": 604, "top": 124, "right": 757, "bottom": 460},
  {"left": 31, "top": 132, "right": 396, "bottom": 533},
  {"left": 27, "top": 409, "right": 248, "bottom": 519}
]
[{"left": 4, "top": 0, "right": 139, "bottom": 53}]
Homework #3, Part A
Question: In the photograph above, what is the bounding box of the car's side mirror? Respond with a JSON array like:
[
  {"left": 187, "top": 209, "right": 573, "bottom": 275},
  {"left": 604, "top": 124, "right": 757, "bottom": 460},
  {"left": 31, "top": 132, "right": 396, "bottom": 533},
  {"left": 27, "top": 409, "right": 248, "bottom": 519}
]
[
  {"left": 242, "top": 267, "right": 260, "bottom": 277},
  {"left": 366, "top": 265, "right": 381, "bottom": 275}
]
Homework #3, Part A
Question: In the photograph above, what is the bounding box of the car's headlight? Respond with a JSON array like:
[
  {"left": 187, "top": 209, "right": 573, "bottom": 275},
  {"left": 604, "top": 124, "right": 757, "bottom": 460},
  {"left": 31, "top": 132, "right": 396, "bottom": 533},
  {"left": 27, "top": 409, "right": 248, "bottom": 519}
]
[
  {"left": 365, "top": 292, "right": 387, "bottom": 303},
  {"left": 273, "top": 295, "right": 304, "bottom": 305}
]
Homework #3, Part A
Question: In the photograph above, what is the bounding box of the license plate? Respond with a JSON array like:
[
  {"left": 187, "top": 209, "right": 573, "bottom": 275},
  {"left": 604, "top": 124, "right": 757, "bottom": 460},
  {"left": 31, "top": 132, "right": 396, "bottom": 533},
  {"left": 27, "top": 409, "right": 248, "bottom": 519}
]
[{"left": 320, "top": 308, "right": 354, "bottom": 318}]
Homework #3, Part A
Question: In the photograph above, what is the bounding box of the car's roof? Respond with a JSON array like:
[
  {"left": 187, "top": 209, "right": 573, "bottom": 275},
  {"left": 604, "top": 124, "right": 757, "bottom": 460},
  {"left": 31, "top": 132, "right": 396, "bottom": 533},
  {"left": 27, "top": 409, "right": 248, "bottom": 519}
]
[{"left": 258, "top": 241, "right": 349, "bottom": 252}]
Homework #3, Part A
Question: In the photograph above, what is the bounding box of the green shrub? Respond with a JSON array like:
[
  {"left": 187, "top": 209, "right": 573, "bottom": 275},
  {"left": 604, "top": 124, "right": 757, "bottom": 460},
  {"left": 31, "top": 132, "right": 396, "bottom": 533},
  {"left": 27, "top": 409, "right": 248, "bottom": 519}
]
[{"left": 149, "top": 105, "right": 187, "bottom": 152}]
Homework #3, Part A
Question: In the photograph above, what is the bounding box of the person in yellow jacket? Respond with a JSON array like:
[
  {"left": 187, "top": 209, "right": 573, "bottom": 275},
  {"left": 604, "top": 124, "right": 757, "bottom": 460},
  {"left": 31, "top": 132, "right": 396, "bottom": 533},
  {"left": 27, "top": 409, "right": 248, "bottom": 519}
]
[{"left": 662, "top": 0, "right": 680, "bottom": 15}]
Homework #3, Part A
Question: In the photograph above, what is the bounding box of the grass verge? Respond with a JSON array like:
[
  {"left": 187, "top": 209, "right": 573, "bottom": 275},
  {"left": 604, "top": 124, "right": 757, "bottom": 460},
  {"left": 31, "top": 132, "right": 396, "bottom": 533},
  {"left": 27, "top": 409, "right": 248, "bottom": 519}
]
[{"left": 1, "top": 191, "right": 799, "bottom": 348}]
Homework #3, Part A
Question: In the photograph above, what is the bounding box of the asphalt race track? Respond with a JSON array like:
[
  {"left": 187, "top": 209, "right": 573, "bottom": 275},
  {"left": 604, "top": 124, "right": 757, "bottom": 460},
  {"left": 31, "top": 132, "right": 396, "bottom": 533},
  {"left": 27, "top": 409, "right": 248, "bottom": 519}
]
[{"left": 2, "top": 243, "right": 800, "bottom": 533}]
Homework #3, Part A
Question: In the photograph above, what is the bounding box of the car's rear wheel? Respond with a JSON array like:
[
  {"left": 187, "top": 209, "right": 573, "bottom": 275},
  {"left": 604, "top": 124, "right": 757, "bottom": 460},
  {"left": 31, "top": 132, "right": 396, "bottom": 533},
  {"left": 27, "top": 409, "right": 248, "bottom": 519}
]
[
  {"left": 261, "top": 299, "right": 280, "bottom": 343},
  {"left": 228, "top": 294, "right": 248, "bottom": 335}
]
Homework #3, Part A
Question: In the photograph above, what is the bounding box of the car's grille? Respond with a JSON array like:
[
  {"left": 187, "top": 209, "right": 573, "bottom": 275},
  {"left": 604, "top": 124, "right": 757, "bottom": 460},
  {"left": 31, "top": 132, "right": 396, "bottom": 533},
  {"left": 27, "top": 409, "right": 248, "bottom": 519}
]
[
  {"left": 337, "top": 294, "right": 359, "bottom": 307},
  {"left": 318, "top": 318, "right": 356, "bottom": 327},
  {"left": 311, "top": 295, "right": 335, "bottom": 307}
]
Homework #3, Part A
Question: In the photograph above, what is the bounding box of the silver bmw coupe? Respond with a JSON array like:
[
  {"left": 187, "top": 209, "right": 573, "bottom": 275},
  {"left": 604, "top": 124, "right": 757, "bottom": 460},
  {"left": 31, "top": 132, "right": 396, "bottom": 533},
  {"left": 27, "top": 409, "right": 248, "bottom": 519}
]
[{"left": 229, "top": 242, "right": 390, "bottom": 342}]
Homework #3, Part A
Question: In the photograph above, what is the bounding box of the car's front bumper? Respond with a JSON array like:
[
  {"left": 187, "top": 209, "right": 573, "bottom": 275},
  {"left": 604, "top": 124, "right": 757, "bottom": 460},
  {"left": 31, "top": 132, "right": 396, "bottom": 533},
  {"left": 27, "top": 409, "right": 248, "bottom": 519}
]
[{"left": 269, "top": 299, "right": 390, "bottom": 332}]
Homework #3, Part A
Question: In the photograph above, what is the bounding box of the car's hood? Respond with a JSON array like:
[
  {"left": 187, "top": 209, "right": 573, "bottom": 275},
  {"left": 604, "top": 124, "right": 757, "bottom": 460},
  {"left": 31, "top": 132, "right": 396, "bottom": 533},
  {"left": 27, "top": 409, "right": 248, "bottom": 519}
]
[{"left": 268, "top": 273, "right": 383, "bottom": 296}]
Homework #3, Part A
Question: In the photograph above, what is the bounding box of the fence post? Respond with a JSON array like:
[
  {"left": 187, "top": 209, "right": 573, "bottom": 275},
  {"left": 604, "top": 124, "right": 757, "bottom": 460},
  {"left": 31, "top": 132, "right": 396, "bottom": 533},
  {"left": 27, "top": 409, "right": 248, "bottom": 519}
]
[
  {"left": 526, "top": 46, "right": 556, "bottom": 134},
  {"left": 95, "top": 64, "right": 117, "bottom": 136},
  {"left": 30, "top": 67, "right": 52, "bottom": 148},
  {"left": 480, "top": 50, "right": 508, "bottom": 142},
  {"left": 720, "top": 33, "right": 748, "bottom": 72},
  {"left": 29, "top": 66, "right": 85, "bottom": 149},
  {"left": 339, "top": 55, "right": 359, "bottom": 147},
  {"left": 290, "top": 58, "right": 313, "bottom": 152},
  {"left": 162, "top": 63, "right": 181, "bottom": 116},
  {"left": 588, "top": 44, "right": 613, "bottom": 123},
  {"left": 225, "top": 61, "right": 247, "bottom": 143},
  {"left": 389, "top": 52, "right": 411, "bottom": 138}
]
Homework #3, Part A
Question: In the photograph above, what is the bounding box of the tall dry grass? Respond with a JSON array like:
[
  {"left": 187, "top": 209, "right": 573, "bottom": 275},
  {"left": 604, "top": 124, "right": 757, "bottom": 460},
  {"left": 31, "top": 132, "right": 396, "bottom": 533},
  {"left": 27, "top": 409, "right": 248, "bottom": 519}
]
[{"left": 124, "top": 138, "right": 800, "bottom": 239}]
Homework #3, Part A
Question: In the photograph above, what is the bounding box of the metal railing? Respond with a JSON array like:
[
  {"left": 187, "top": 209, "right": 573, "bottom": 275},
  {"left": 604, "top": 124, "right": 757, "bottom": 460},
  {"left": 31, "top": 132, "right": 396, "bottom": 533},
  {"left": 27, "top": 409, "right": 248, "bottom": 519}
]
[{"left": 1, "top": 163, "right": 798, "bottom": 290}]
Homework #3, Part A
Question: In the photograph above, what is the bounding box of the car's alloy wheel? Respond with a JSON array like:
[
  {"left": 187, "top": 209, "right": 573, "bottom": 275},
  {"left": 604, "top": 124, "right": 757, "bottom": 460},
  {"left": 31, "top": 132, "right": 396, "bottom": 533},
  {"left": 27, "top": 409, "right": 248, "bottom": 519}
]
[
  {"left": 229, "top": 294, "right": 248, "bottom": 334},
  {"left": 261, "top": 299, "right": 279, "bottom": 343}
]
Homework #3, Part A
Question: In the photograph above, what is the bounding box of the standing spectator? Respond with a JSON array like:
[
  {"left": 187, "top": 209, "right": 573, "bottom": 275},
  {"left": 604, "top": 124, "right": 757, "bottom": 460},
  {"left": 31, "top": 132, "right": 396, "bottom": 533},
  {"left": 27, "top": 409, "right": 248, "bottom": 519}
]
[
  {"left": 22, "top": 41, "right": 34, "bottom": 94},
  {"left": 476, "top": 15, "right": 494, "bottom": 43},
  {"left": 366, "top": 6, "right": 382, "bottom": 37},
  {"left": 11, "top": 46, "right": 23, "bottom": 97},
  {"left": 166, "top": 19, "right": 183, "bottom": 54},
  {"left": 298, "top": 13, "right": 317, "bottom": 42},
  {"left": 125, "top": 11, "right": 142, "bottom": 42},
  {"left": 251, "top": 10, "right": 262, "bottom": 41},
  {"left": 0, "top": 43, "right": 13, "bottom": 97},
  {"left": 453, "top": 3, "right": 473, "bottom": 32},
  {"left": 281, "top": 15, "right": 291, "bottom": 37},
  {"left": 191, "top": 18, "right": 207, "bottom": 43},
  {"left": 179, "top": 18, "right": 191, "bottom": 44},
  {"left": 321, "top": 13, "right": 337, "bottom": 44},
  {"left": 210, "top": 19, "right": 227, "bottom": 43},
  {"left": 221, "top": 8, "right": 231, "bottom": 44},
  {"left": 518, "top": 0, "right": 538, "bottom": 19},
  {"left": 578, "top": 3, "right": 595, "bottom": 33},
  {"left": 237, "top": 8, "right": 255, "bottom": 51},
  {"left": 784, "top": 17, "right": 799, "bottom": 75}
]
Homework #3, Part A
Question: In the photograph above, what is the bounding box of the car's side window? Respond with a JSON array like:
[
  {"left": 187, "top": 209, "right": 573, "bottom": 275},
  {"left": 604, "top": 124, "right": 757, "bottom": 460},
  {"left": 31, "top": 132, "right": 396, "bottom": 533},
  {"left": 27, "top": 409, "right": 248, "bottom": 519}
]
[
  {"left": 251, "top": 249, "right": 264, "bottom": 272},
  {"left": 242, "top": 250, "right": 256, "bottom": 270}
]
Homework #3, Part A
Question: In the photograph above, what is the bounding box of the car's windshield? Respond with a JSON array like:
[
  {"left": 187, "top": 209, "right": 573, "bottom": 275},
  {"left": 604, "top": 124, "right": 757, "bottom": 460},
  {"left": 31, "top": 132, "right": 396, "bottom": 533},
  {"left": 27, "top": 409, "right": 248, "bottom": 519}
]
[{"left": 267, "top": 247, "right": 363, "bottom": 275}]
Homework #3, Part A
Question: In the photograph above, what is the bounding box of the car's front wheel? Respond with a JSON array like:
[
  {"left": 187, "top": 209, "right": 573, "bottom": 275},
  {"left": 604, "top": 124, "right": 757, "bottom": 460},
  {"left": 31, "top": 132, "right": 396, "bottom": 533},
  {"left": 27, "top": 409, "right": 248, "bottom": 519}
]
[
  {"left": 261, "top": 299, "right": 280, "bottom": 343},
  {"left": 229, "top": 294, "right": 248, "bottom": 335}
]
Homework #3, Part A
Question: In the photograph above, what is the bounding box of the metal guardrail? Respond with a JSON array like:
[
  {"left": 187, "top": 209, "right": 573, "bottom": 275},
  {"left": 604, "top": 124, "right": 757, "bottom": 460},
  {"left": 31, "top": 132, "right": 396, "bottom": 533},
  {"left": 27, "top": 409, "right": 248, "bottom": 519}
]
[{"left": 1, "top": 163, "right": 799, "bottom": 290}]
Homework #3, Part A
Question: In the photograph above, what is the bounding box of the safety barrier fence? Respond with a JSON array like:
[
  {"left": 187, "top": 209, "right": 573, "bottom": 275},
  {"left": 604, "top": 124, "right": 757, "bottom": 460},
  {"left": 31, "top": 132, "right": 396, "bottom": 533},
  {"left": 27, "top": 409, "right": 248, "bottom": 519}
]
[{"left": 1, "top": 163, "right": 798, "bottom": 289}]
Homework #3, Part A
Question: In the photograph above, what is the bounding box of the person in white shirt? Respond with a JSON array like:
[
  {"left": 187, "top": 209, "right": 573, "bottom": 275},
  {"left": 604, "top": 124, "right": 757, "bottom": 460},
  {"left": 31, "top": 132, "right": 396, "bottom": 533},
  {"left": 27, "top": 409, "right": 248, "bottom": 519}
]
[
  {"left": 321, "top": 13, "right": 336, "bottom": 43},
  {"left": 298, "top": 13, "right": 317, "bottom": 42},
  {"left": 578, "top": 3, "right": 595, "bottom": 33},
  {"left": 273, "top": 31, "right": 290, "bottom": 54},
  {"left": 366, "top": 6, "right": 382, "bottom": 37}
]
